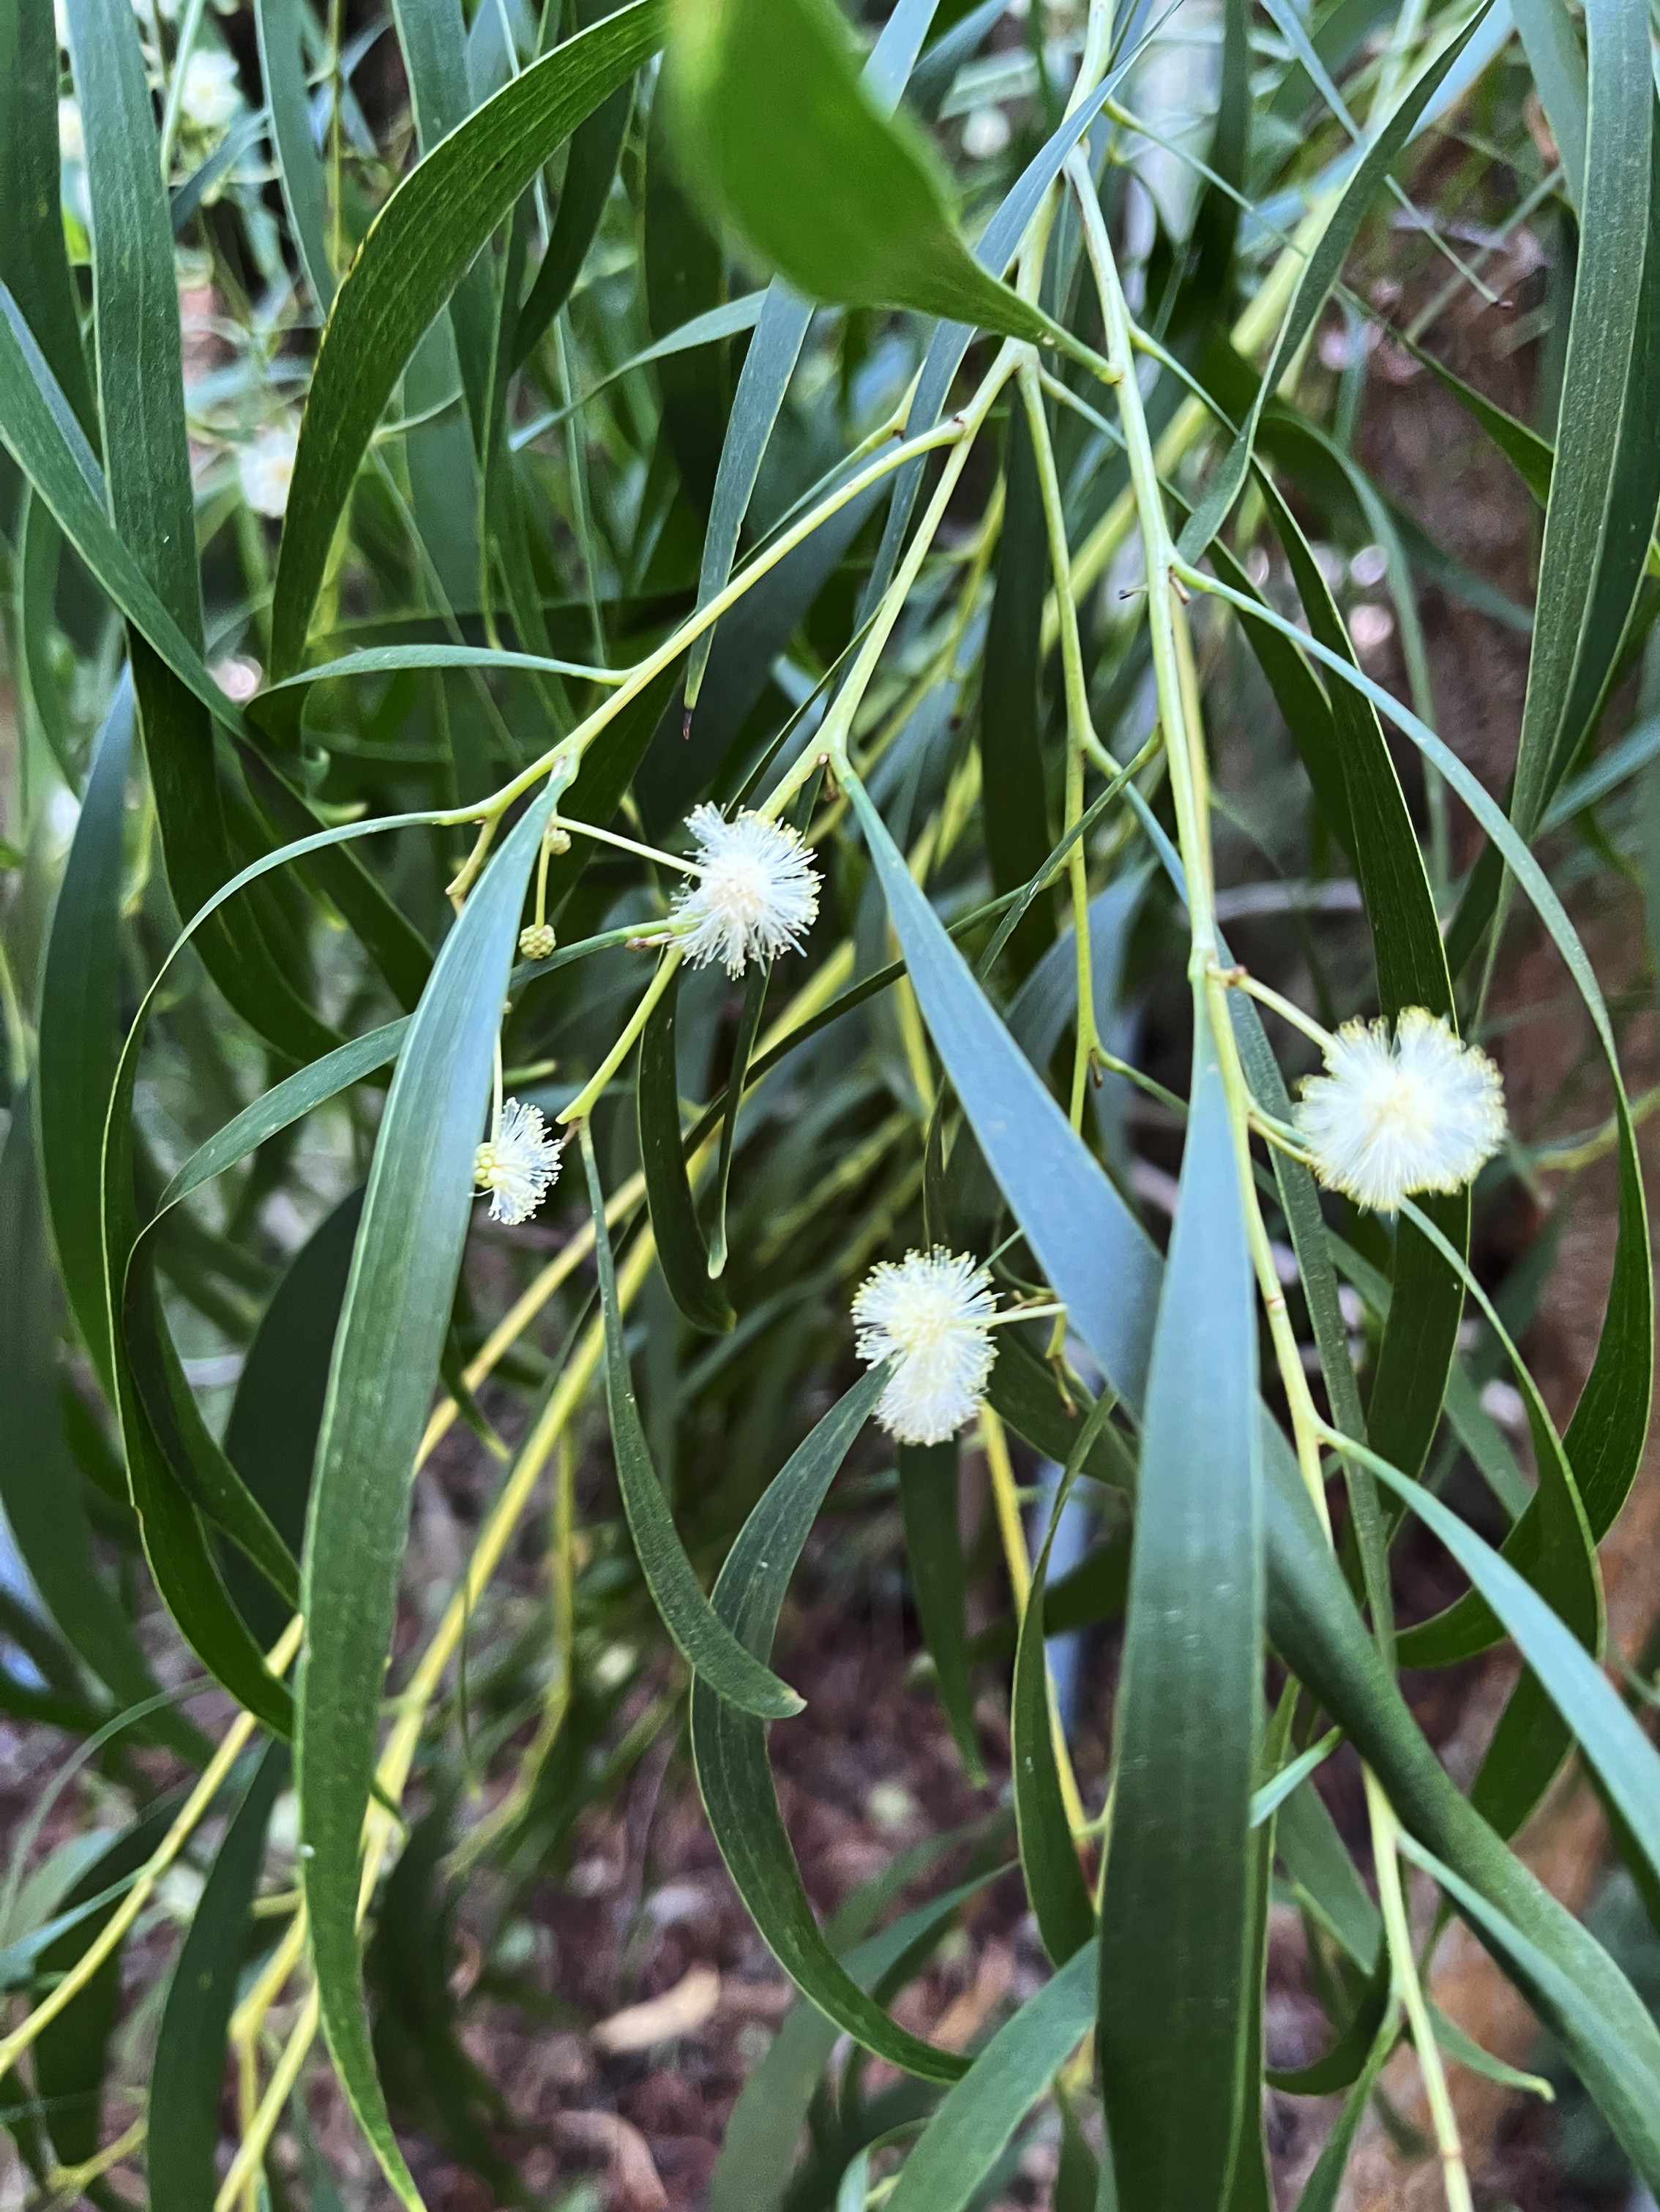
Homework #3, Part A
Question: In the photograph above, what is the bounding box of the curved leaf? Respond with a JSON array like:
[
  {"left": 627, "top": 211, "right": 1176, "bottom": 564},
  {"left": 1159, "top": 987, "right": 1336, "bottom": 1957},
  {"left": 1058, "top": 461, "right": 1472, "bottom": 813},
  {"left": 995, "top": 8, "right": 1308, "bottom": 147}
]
[
  {"left": 666, "top": 0, "right": 1059, "bottom": 348},
  {"left": 1012, "top": 1501, "right": 1093, "bottom": 1960},
  {"left": 638, "top": 968, "right": 734, "bottom": 1334},
  {"left": 684, "top": 0, "right": 945, "bottom": 705},
  {"left": 691, "top": 1365, "right": 973, "bottom": 2082},
  {"left": 885, "top": 1941, "right": 1097, "bottom": 2212},
  {"left": 0, "top": 1103, "right": 192, "bottom": 1754},
  {"left": 848, "top": 773, "right": 1161, "bottom": 1406},
  {"left": 1260, "top": 1428, "right": 1660, "bottom": 2185},
  {"left": 297, "top": 785, "right": 558, "bottom": 2209},
  {"left": 580, "top": 1122, "right": 799, "bottom": 1716},
  {"left": 148, "top": 1744, "right": 288, "bottom": 2208},
  {"left": 899, "top": 1440, "right": 984, "bottom": 1784},
  {"left": 270, "top": 0, "right": 670, "bottom": 673},
  {"left": 37, "top": 672, "right": 135, "bottom": 1393},
  {"left": 1099, "top": 996, "right": 1261, "bottom": 2211}
]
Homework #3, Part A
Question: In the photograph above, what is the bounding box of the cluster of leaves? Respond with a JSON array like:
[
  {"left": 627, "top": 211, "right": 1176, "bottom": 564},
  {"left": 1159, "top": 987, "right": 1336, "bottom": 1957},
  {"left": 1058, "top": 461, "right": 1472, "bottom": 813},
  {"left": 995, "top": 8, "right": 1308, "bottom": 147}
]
[{"left": 1, "top": 0, "right": 1659, "bottom": 2203}]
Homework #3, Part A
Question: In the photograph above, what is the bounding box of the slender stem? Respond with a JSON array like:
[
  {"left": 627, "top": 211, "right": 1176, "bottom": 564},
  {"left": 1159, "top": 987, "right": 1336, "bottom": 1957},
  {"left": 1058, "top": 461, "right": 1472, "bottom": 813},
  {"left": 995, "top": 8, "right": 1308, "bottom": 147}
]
[
  {"left": 1056, "top": 195, "right": 1331, "bottom": 637},
  {"left": 556, "top": 814, "right": 699, "bottom": 875},
  {"left": 1020, "top": 362, "right": 1104, "bottom": 1130},
  {"left": 1227, "top": 970, "right": 1336, "bottom": 1053},
  {"left": 1069, "top": 156, "right": 1335, "bottom": 1534},
  {"left": 478, "top": 418, "right": 972, "bottom": 830},
  {"left": 217, "top": 1984, "right": 320, "bottom": 2212},
  {"left": 766, "top": 351, "right": 1020, "bottom": 818},
  {"left": 0, "top": 1617, "right": 302, "bottom": 2080},
  {"left": 556, "top": 949, "right": 682, "bottom": 1125},
  {"left": 47, "top": 2116, "right": 146, "bottom": 2205},
  {"left": 1364, "top": 1768, "right": 1476, "bottom": 2212},
  {"left": 157, "top": 0, "right": 209, "bottom": 176},
  {"left": 980, "top": 1406, "right": 1088, "bottom": 1835}
]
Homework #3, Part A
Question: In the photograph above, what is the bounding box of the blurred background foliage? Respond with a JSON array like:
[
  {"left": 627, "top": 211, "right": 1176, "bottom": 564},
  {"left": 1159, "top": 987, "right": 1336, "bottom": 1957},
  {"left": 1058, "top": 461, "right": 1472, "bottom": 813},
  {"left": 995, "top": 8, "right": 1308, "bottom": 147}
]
[{"left": 2, "top": 0, "right": 1660, "bottom": 2205}]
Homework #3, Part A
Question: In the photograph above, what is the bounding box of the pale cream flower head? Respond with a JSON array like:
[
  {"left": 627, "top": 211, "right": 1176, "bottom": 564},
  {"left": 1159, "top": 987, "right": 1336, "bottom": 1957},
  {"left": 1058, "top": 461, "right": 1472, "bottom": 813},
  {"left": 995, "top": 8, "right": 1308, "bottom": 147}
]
[
  {"left": 474, "top": 1098, "right": 564, "bottom": 1226},
  {"left": 179, "top": 48, "right": 241, "bottom": 132},
  {"left": 1298, "top": 1007, "right": 1506, "bottom": 1212},
  {"left": 238, "top": 421, "right": 299, "bottom": 520},
  {"left": 673, "top": 803, "right": 820, "bottom": 978},
  {"left": 853, "top": 1248, "right": 998, "bottom": 1447}
]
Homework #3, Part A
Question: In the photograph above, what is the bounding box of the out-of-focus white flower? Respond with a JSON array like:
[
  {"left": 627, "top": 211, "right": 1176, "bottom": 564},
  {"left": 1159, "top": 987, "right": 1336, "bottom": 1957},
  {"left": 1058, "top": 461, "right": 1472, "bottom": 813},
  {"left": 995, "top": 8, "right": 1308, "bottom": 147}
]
[
  {"left": 212, "top": 655, "right": 262, "bottom": 702},
  {"left": 962, "top": 105, "right": 1011, "bottom": 160},
  {"left": 1298, "top": 1007, "right": 1506, "bottom": 1212},
  {"left": 57, "top": 97, "right": 84, "bottom": 166},
  {"left": 853, "top": 1248, "right": 998, "bottom": 1447},
  {"left": 237, "top": 419, "right": 299, "bottom": 518},
  {"left": 1347, "top": 603, "right": 1394, "bottom": 654},
  {"left": 179, "top": 48, "right": 240, "bottom": 132},
  {"left": 673, "top": 803, "right": 820, "bottom": 979},
  {"left": 474, "top": 1098, "right": 564, "bottom": 1226},
  {"left": 130, "top": 0, "right": 182, "bottom": 23},
  {"left": 45, "top": 781, "right": 82, "bottom": 859}
]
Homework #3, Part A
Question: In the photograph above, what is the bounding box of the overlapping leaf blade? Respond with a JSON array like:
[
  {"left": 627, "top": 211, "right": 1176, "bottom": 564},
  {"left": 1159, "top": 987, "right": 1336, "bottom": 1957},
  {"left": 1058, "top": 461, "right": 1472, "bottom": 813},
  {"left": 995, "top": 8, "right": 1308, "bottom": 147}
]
[
  {"left": 1099, "top": 999, "right": 1261, "bottom": 2211},
  {"left": 270, "top": 0, "right": 669, "bottom": 672},
  {"left": 297, "top": 785, "right": 558, "bottom": 2208}
]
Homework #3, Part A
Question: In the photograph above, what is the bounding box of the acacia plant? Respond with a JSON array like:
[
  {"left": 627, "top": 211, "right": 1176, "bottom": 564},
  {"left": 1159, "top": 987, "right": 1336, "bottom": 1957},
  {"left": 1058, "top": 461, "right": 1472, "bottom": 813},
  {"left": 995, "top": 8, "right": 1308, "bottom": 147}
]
[{"left": 1, "top": 0, "right": 1659, "bottom": 2201}]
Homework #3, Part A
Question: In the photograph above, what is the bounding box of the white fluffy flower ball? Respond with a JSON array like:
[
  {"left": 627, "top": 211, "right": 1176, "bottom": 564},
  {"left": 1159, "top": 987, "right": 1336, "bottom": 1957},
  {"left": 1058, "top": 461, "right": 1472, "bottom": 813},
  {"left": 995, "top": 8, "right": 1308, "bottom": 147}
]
[
  {"left": 474, "top": 1098, "right": 564, "bottom": 1226},
  {"left": 1298, "top": 1007, "right": 1506, "bottom": 1212},
  {"left": 238, "top": 420, "right": 299, "bottom": 519},
  {"left": 853, "top": 1248, "right": 998, "bottom": 1447},
  {"left": 673, "top": 803, "right": 820, "bottom": 979},
  {"left": 179, "top": 48, "right": 241, "bottom": 132}
]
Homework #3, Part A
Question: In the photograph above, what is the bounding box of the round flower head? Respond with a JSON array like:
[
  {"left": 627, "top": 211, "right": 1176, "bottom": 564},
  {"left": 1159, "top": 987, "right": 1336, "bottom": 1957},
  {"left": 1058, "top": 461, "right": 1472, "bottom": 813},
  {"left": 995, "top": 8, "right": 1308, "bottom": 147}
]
[
  {"left": 1298, "top": 1007, "right": 1506, "bottom": 1212},
  {"left": 474, "top": 1098, "right": 564, "bottom": 1226},
  {"left": 853, "top": 1248, "right": 998, "bottom": 1447},
  {"left": 238, "top": 421, "right": 299, "bottom": 520},
  {"left": 673, "top": 803, "right": 820, "bottom": 979},
  {"left": 179, "top": 48, "right": 241, "bottom": 132}
]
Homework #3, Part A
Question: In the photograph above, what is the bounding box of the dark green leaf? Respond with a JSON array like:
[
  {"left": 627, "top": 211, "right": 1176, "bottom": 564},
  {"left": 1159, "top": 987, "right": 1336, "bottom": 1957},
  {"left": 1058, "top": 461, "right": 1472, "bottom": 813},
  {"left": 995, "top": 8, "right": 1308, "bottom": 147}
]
[
  {"left": 885, "top": 1942, "right": 1096, "bottom": 2212},
  {"left": 638, "top": 969, "right": 733, "bottom": 1332},
  {"left": 148, "top": 1744, "right": 288, "bottom": 2208},
  {"left": 0, "top": 0, "right": 95, "bottom": 438},
  {"left": 666, "top": 0, "right": 1062, "bottom": 348},
  {"left": 898, "top": 1440, "right": 984, "bottom": 1782},
  {"left": 581, "top": 1120, "right": 799, "bottom": 1716},
  {"left": 270, "top": 0, "right": 669, "bottom": 674},
  {"left": 1099, "top": 997, "right": 1261, "bottom": 2210},
  {"left": 225, "top": 1190, "right": 364, "bottom": 1647},
  {"left": 1012, "top": 1463, "right": 1094, "bottom": 1964},
  {"left": 256, "top": 0, "right": 334, "bottom": 310},
  {"left": 297, "top": 786, "right": 558, "bottom": 2208},
  {"left": 37, "top": 673, "right": 135, "bottom": 1395},
  {"left": 979, "top": 398, "right": 1055, "bottom": 975},
  {"left": 845, "top": 774, "right": 1162, "bottom": 1409},
  {"left": 692, "top": 1367, "right": 972, "bottom": 2081},
  {"left": 0, "top": 1103, "right": 194, "bottom": 1755},
  {"left": 512, "top": 1, "right": 633, "bottom": 367}
]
